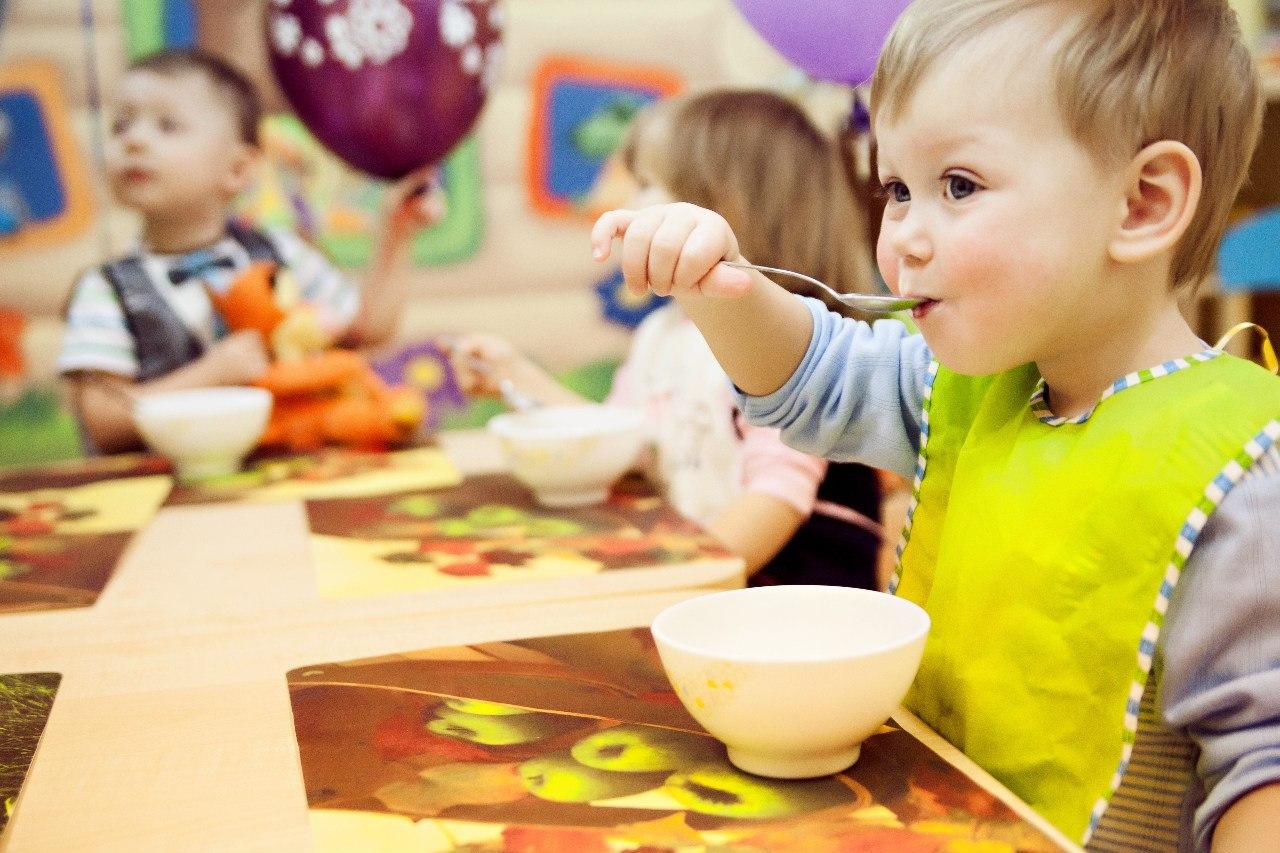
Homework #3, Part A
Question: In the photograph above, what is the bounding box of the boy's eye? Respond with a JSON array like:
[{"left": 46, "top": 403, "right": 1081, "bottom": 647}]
[
  {"left": 945, "top": 175, "right": 979, "bottom": 200},
  {"left": 159, "top": 116, "right": 180, "bottom": 133},
  {"left": 110, "top": 117, "right": 128, "bottom": 136},
  {"left": 881, "top": 181, "right": 910, "bottom": 204}
]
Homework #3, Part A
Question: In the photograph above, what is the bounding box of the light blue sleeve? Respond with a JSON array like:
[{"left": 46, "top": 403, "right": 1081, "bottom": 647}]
[
  {"left": 1160, "top": 450, "right": 1280, "bottom": 850},
  {"left": 736, "top": 296, "right": 933, "bottom": 479}
]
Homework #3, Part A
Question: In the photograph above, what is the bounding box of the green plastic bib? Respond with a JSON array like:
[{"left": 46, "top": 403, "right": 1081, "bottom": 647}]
[{"left": 896, "top": 354, "right": 1280, "bottom": 842}]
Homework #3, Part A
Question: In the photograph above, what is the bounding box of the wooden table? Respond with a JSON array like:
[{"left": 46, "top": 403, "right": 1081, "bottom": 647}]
[{"left": 0, "top": 432, "right": 1079, "bottom": 852}]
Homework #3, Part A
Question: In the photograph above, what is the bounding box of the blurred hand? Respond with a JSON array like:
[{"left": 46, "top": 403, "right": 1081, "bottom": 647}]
[
  {"left": 384, "top": 166, "right": 448, "bottom": 240},
  {"left": 591, "top": 202, "right": 753, "bottom": 299},
  {"left": 445, "top": 333, "right": 526, "bottom": 398},
  {"left": 206, "top": 329, "right": 270, "bottom": 385}
]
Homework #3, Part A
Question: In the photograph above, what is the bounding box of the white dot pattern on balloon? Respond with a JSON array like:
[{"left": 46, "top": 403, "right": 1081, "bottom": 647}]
[
  {"left": 272, "top": 0, "right": 497, "bottom": 78},
  {"left": 440, "top": 0, "right": 476, "bottom": 48},
  {"left": 271, "top": 13, "right": 302, "bottom": 55},
  {"left": 326, "top": 15, "right": 365, "bottom": 70},
  {"left": 461, "top": 44, "right": 482, "bottom": 75},
  {"left": 348, "top": 0, "right": 415, "bottom": 64},
  {"left": 301, "top": 37, "right": 325, "bottom": 67},
  {"left": 439, "top": 0, "right": 500, "bottom": 81}
]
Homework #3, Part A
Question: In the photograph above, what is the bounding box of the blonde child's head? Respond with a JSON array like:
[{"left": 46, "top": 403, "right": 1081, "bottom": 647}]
[
  {"left": 107, "top": 49, "right": 261, "bottom": 220},
  {"left": 871, "top": 0, "right": 1262, "bottom": 291},
  {"left": 617, "top": 89, "right": 875, "bottom": 307}
]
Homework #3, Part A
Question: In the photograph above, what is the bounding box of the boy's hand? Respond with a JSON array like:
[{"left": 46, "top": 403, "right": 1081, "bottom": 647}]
[
  {"left": 355, "top": 166, "right": 448, "bottom": 350},
  {"left": 205, "top": 329, "right": 270, "bottom": 386},
  {"left": 591, "top": 203, "right": 753, "bottom": 299},
  {"left": 384, "top": 166, "right": 447, "bottom": 241},
  {"left": 445, "top": 333, "right": 525, "bottom": 398}
]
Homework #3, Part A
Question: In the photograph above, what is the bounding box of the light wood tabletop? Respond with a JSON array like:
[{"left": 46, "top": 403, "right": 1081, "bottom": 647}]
[{"left": 0, "top": 431, "right": 1078, "bottom": 852}]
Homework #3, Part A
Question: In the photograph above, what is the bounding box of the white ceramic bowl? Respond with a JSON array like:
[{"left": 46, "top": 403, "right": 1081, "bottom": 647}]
[
  {"left": 652, "top": 585, "right": 930, "bottom": 779},
  {"left": 133, "top": 387, "right": 272, "bottom": 482},
  {"left": 487, "top": 404, "right": 646, "bottom": 507}
]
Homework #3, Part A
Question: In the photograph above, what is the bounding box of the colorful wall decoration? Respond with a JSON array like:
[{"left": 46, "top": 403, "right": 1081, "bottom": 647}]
[
  {"left": 412, "top": 137, "right": 486, "bottom": 267},
  {"left": 238, "top": 116, "right": 485, "bottom": 269},
  {"left": 1219, "top": 206, "right": 1280, "bottom": 291},
  {"left": 0, "top": 61, "right": 93, "bottom": 253},
  {"left": 526, "top": 56, "right": 682, "bottom": 218},
  {"left": 594, "top": 268, "right": 669, "bottom": 330},
  {"left": 121, "top": 0, "right": 198, "bottom": 59}
]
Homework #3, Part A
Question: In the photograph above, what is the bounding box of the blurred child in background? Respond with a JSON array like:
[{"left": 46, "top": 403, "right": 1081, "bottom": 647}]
[
  {"left": 454, "top": 90, "right": 894, "bottom": 587},
  {"left": 58, "top": 49, "right": 442, "bottom": 453}
]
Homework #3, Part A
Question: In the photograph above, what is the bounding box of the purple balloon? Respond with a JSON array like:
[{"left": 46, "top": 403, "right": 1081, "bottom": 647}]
[
  {"left": 266, "top": 0, "right": 503, "bottom": 179},
  {"left": 732, "top": 0, "right": 910, "bottom": 86}
]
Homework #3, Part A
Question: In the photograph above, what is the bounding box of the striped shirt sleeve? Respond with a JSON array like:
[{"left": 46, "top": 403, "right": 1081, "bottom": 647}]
[
  {"left": 266, "top": 228, "right": 361, "bottom": 336},
  {"left": 1164, "top": 445, "right": 1280, "bottom": 850},
  {"left": 57, "top": 269, "right": 140, "bottom": 378}
]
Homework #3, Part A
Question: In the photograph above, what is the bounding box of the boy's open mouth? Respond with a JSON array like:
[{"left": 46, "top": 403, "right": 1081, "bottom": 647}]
[{"left": 911, "top": 299, "right": 939, "bottom": 320}]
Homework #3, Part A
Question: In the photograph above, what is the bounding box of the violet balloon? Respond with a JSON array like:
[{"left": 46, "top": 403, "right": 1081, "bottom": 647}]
[
  {"left": 266, "top": 0, "right": 503, "bottom": 180},
  {"left": 732, "top": 0, "right": 909, "bottom": 86}
]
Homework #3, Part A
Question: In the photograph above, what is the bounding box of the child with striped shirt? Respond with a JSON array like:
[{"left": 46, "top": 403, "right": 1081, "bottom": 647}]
[{"left": 59, "top": 49, "right": 439, "bottom": 453}]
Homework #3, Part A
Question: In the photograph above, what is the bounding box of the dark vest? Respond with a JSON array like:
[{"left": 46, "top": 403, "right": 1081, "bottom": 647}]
[{"left": 93, "top": 222, "right": 280, "bottom": 382}]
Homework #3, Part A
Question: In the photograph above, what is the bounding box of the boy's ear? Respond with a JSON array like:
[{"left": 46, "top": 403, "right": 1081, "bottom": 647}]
[
  {"left": 223, "top": 142, "right": 260, "bottom": 197},
  {"left": 1109, "top": 140, "right": 1201, "bottom": 267}
]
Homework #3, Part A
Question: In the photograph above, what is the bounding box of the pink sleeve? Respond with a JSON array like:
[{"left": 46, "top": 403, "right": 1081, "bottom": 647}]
[
  {"left": 737, "top": 415, "right": 827, "bottom": 517},
  {"left": 605, "top": 357, "right": 637, "bottom": 406}
]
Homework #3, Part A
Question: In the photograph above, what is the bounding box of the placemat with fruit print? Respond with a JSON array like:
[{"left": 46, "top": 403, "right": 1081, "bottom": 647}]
[
  {"left": 288, "top": 628, "right": 1064, "bottom": 852},
  {"left": 0, "top": 458, "right": 171, "bottom": 613},
  {"left": 0, "top": 673, "right": 60, "bottom": 835},
  {"left": 304, "top": 474, "right": 737, "bottom": 599},
  {"left": 163, "top": 447, "right": 461, "bottom": 507}
]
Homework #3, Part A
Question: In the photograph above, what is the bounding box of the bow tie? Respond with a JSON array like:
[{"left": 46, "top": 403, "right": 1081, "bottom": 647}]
[{"left": 168, "top": 252, "right": 236, "bottom": 285}]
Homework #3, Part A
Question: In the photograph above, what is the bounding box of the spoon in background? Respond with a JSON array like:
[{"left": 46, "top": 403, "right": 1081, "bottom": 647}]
[
  {"left": 436, "top": 335, "right": 543, "bottom": 412},
  {"left": 463, "top": 356, "right": 541, "bottom": 412}
]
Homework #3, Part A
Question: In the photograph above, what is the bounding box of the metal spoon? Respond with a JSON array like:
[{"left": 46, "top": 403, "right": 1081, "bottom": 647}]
[
  {"left": 463, "top": 357, "right": 541, "bottom": 412},
  {"left": 721, "top": 261, "right": 924, "bottom": 314},
  {"left": 497, "top": 377, "right": 541, "bottom": 413}
]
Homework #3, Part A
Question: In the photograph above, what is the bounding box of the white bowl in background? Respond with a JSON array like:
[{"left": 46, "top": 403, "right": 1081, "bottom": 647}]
[
  {"left": 652, "top": 585, "right": 930, "bottom": 779},
  {"left": 133, "top": 387, "right": 272, "bottom": 482},
  {"left": 487, "top": 404, "right": 646, "bottom": 507}
]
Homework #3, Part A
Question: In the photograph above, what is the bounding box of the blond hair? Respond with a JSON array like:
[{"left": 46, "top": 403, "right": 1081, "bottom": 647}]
[
  {"left": 619, "top": 89, "right": 875, "bottom": 308},
  {"left": 871, "top": 0, "right": 1263, "bottom": 290}
]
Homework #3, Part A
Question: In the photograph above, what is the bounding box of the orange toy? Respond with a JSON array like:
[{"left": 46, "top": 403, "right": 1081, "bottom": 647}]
[{"left": 207, "top": 263, "right": 425, "bottom": 451}]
